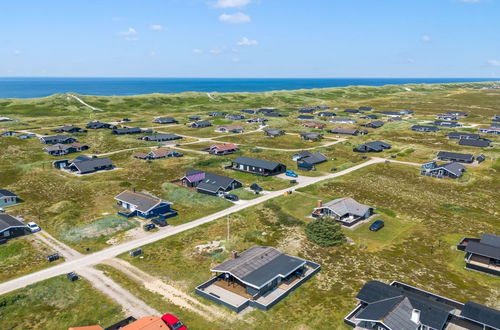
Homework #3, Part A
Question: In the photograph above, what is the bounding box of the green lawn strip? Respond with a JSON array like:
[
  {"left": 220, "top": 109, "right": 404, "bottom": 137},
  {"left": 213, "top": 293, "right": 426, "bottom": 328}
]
[
  {"left": 0, "top": 236, "right": 63, "bottom": 282},
  {"left": 0, "top": 275, "right": 125, "bottom": 329}
]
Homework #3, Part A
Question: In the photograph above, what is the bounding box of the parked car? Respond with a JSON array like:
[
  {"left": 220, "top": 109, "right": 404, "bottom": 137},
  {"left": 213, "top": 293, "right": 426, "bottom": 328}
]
[
  {"left": 172, "top": 151, "right": 183, "bottom": 157},
  {"left": 285, "top": 170, "right": 298, "bottom": 178},
  {"left": 144, "top": 223, "right": 156, "bottom": 231},
  {"left": 224, "top": 194, "right": 239, "bottom": 202},
  {"left": 152, "top": 218, "right": 167, "bottom": 227},
  {"left": 27, "top": 222, "right": 41, "bottom": 232},
  {"left": 369, "top": 220, "right": 385, "bottom": 232},
  {"left": 0, "top": 207, "right": 4, "bottom": 213},
  {"left": 67, "top": 272, "right": 79, "bottom": 281},
  {"left": 161, "top": 314, "right": 188, "bottom": 330}
]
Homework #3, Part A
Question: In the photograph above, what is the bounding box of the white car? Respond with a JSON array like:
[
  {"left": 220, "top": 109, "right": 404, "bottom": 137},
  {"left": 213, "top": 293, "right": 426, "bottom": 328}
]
[
  {"left": 27, "top": 222, "right": 41, "bottom": 232},
  {"left": 0, "top": 207, "right": 5, "bottom": 213}
]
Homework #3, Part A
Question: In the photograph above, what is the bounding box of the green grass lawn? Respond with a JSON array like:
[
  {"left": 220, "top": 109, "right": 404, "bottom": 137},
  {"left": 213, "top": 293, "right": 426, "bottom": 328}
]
[
  {"left": 0, "top": 275, "right": 125, "bottom": 329},
  {"left": 0, "top": 236, "right": 63, "bottom": 282},
  {"left": 214, "top": 132, "right": 325, "bottom": 149}
]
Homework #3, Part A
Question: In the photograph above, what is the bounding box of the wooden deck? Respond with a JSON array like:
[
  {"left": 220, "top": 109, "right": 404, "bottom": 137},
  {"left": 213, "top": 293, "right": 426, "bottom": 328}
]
[
  {"left": 468, "top": 255, "right": 500, "bottom": 272},
  {"left": 213, "top": 279, "right": 252, "bottom": 299}
]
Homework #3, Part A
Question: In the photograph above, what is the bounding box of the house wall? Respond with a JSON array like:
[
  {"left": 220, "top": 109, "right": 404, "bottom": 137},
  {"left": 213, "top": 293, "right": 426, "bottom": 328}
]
[
  {"left": 139, "top": 204, "right": 172, "bottom": 219},
  {"left": 0, "top": 227, "right": 29, "bottom": 240},
  {"left": 0, "top": 196, "right": 18, "bottom": 207}
]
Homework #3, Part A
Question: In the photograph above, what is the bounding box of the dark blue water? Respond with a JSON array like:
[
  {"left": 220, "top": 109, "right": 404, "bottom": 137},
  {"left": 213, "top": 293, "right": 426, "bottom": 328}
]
[{"left": 0, "top": 77, "right": 495, "bottom": 99}]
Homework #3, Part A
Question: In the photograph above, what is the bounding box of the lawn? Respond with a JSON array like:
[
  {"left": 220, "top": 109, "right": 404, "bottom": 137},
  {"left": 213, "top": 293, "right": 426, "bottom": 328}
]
[
  {"left": 0, "top": 236, "right": 63, "bottom": 282},
  {"left": 214, "top": 132, "right": 325, "bottom": 150},
  {"left": 0, "top": 275, "right": 125, "bottom": 329}
]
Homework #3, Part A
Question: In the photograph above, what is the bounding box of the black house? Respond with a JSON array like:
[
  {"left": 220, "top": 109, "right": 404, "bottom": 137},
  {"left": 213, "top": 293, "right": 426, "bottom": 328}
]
[
  {"left": 458, "top": 139, "right": 490, "bottom": 148},
  {"left": 362, "top": 121, "right": 384, "bottom": 129},
  {"left": 180, "top": 170, "right": 242, "bottom": 196},
  {"left": 411, "top": 125, "right": 439, "bottom": 132},
  {"left": 458, "top": 233, "right": 500, "bottom": 276},
  {"left": 52, "top": 125, "right": 86, "bottom": 133},
  {"left": 112, "top": 127, "right": 143, "bottom": 135},
  {"left": 437, "top": 151, "right": 474, "bottom": 163},
  {"left": 230, "top": 156, "right": 286, "bottom": 176},
  {"left": 86, "top": 121, "right": 116, "bottom": 129},
  {"left": 448, "top": 132, "right": 480, "bottom": 140},
  {"left": 354, "top": 141, "right": 391, "bottom": 153},
  {"left": 344, "top": 280, "right": 500, "bottom": 330},
  {"left": 0, "top": 214, "right": 29, "bottom": 242},
  {"left": 39, "top": 135, "right": 77, "bottom": 145},
  {"left": 153, "top": 117, "right": 178, "bottom": 124}
]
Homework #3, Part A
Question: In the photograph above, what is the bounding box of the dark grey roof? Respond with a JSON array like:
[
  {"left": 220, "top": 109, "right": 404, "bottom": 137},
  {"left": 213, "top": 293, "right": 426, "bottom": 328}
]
[
  {"left": 86, "top": 121, "right": 115, "bottom": 129},
  {"left": 300, "top": 153, "right": 328, "bottom": 165},
  {"left": 264, "top": 128, "right": 284, "bottom": 135},
  {"left": 465, "top": 233, "right": 500, "bottom": 260},
  {"left": 144, "top": 134, "right": 181, "bottom": 141},
  {"left": 440, "top": 162, "right": 466, "bottom": 177},
  {"left": 328, "top": 128, "right": 359, "bottom": 135},
  {"left": 297, "top": 115, "right": 315, "bottom": 120},
  {"left": 448, "top": 132, "right": 480, "bottom": 140},
  {"left": 359, "top": 106, "right": 373, "bottom": 111},
  {"left": 191, "top": 120, "right": 212, "bottom": 127},
  {"left": 458, "top": 139, "right": 490, "bottom": 148},
  {"left": 317, "top": 111, "right": 336, "bottom": 116},
  {"left": 356, "top": 296, "right": 419, "bottom": 330},
  {"left": 437, "top": 151, "right": 474, "bottom": 162},
  {"left": 294, "top": 151, "right": 313, "bottom": 158},
  {"left": 198, "top": 172, "right": 240, "bottom": 192},
  {"left": 460, "top": 302, "right": 500, "bottom": 329},
  {"left": 411, "top": 125, "right": 439, "bottom": 132},
  {"left": 70, "top": 157, "right": 113, "bottom": 173},
  {"left": 356, "top": 281, "right": 459, "bottom": 330},
  {"left": 114, "top": 190, "right": 167, "bottom": 213},
  {"left": 0, "top": 214, "right": 26, "bottom": 231},
  {"left": 380, "top": 111, "right": 401, "bottom": 115},
  {"left": 330, "top": 118, "right": 356, "bottom": 123},
  {"left": 319, "top": 197, "right": 371, "bottom": 217},
  {"left": 153, "top": 117, "right": 177, "bottom": 123},
  {"left": 211, "top": 246, "right": 305, "bottom": 289},
  {"left": 232, "top": 156, "right": 283, "bottom": 171},
  {"left": 363, "top": 121, "right": 384, "bottom": 128},
  {"left": 360, "top": 141, "right": 391, "bottom": 152},
  {"left": 0, "top": 189, "right": 17, "bottom": 198},
  {"left": 40, "top": 135, "right": 76, "bottom": 144},
  {"left": 113, "top": 127, "right": 142, "bottom": 134}
]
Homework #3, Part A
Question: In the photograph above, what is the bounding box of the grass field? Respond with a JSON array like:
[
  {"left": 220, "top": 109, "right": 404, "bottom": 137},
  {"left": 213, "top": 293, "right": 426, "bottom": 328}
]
[
  {"left": 0, "top": 275, "right": 125, "bottom": 329},
  {"left": 0, "top": 236, "right": 63, "bottom": 282}
]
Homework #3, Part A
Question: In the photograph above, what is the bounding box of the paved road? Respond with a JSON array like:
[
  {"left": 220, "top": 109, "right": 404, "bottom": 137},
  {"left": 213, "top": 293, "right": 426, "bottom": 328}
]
[{"left": 0, "top": 157, "right": 416, "bottom": 297}]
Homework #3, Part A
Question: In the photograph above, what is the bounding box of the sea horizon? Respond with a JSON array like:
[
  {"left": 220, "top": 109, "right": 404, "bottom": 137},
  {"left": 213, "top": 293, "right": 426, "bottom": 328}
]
[{"left": 0, "top": 77, "right": 497, "bottom": 99}]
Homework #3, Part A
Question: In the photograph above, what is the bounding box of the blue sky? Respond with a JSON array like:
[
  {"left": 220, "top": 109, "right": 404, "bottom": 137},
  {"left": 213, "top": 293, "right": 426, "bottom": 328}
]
[{"left": 0, "top": 0, "right": 499, "bottom": 78}]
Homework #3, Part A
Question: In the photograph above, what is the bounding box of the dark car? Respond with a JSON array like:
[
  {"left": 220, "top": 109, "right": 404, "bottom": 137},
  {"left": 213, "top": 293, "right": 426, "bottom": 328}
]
[
  {"left": 144, "top": 223, "right": 156, "bottom": 231},
  {"left": 152, "top": 218, "right": 167, "bottom": 227},
  {"left": 67, "top": 272, "right": 79, "bottom": 281},
  {"left": 369, "top": 220, "right": 385, "bottom": 232},
  {"left": 224, "top": 194, "right": 239, "bottom": 202}
]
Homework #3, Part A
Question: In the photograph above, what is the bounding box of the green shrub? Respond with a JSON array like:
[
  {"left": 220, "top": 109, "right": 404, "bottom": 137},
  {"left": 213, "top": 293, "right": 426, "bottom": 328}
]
[{"left": 305, "top": 217, "right": 346, "bottom": 247}]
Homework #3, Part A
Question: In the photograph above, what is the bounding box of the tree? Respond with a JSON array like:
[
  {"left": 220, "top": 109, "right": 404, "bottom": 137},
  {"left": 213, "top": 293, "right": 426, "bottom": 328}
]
[{"left": 305, "top": 217, "right": 346, "bottom": 247}]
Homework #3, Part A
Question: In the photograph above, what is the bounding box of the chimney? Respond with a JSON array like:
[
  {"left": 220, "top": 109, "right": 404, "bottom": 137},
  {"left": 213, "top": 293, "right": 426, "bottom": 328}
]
[
  {"left": 317, "top": 200, "right": 323, "bottom": 208},
  {"left": 411, "top": 309, "right": 420, "bottom": 324},
  {"left": 232, "top": 250, "right": 238, "bottom": 259}
]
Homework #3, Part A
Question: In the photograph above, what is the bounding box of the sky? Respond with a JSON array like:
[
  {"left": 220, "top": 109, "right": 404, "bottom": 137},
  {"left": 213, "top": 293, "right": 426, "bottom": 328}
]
[{"left": 0, "top": 0, "right": 499, "bottom": 78}]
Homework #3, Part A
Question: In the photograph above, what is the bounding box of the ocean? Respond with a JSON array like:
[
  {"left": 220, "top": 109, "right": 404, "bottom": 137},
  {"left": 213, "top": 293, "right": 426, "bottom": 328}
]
[{"left": 0, "top": 77, "right": 495, "bottom": 99}]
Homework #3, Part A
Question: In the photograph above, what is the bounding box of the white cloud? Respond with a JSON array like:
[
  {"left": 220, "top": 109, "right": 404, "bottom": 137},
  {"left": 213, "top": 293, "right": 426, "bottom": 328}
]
[
  {"left": 119, "top": 27, "right": 138, "bottom": 41},
  {"left": 487, "top": 59, "right": 500, "bottom": 67},
  {"left": 120, "top": 27, "right": 137, "bottom": 36},
  {"left": 236, "top": 37, "right": 258, "bottom": 46},
  {"left": 193, "top": 49, "right": 203, "bottom": 54},
  {"left": 213, "top": 0, "right": 251, "bottom": 8},
  {"left": 219, "top": 12, "right": 251, "bottom": 24},
  {"left": 209, "top": 48, "right": 224, "bottom": 55},
  {"left": 150, "top": 24, "right": 164, "bottom": 31},
  {"left": 420, "top": 35, "right": 431, "bottom": 42}
]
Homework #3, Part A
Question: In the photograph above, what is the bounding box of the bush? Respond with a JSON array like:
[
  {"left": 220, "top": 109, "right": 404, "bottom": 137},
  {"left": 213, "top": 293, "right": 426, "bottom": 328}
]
[{"left": 305, "top": 217, "right": 345, "bottom": 247}]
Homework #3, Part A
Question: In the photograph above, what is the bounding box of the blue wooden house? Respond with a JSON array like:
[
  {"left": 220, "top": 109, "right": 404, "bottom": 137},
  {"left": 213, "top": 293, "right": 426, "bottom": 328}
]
[
  {"left": 114, "top": 190, "right": 177, "bottom": 219},
  {"left": 0, "top": 190, "right": 19, "bottom": 208}
]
